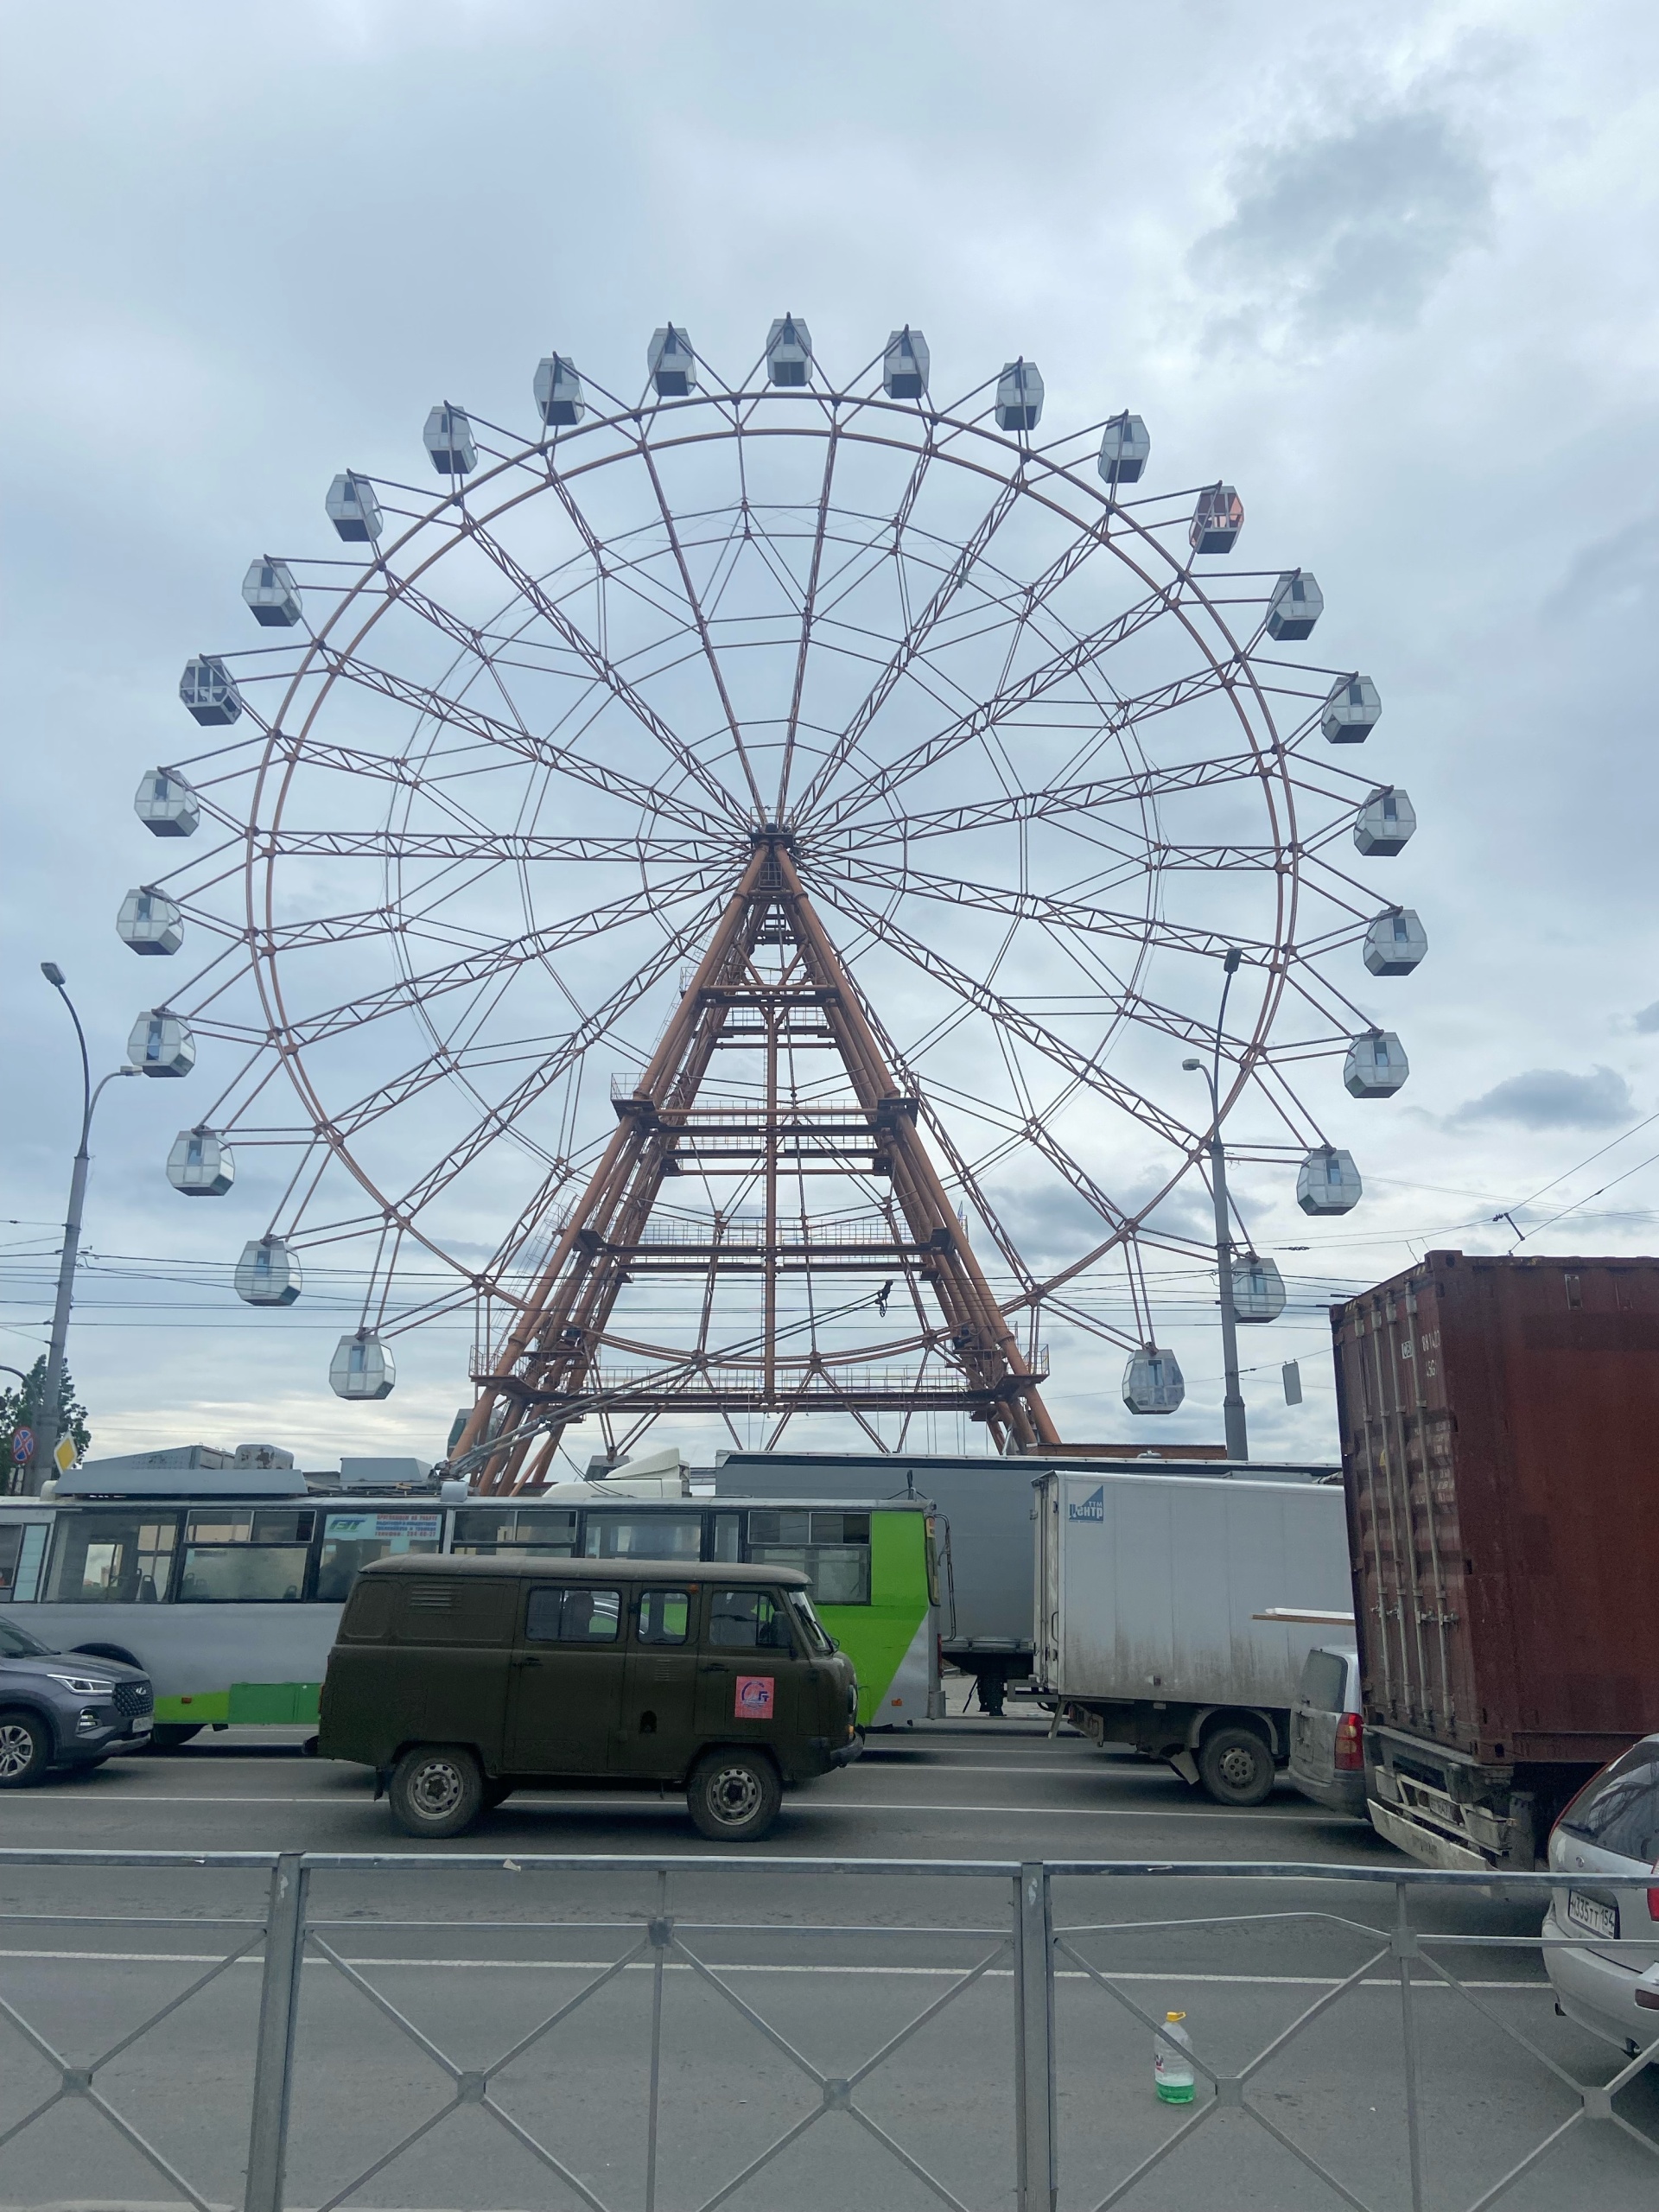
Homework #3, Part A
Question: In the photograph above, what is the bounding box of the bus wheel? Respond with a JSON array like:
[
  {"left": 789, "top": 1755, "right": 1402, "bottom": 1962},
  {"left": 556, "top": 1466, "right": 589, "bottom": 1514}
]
[
  {"left": 0, "top": 1712, "right": 51, "bottom": 1788},
  {"left": 687, "top": 1750, "right": 781, "bottom": 1841},
  {"left": 149, "top": 1724, "right": 204, "bottom": 1751},
  {"left": 389, "top": 1745, "right": 483, "bottom": 1839}
]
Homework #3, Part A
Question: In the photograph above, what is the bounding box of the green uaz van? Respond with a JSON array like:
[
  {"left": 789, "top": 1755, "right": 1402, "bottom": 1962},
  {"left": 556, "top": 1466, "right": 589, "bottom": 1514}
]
[{"left": 318, "top": 1555, "right": 859, "bottom": 1841}]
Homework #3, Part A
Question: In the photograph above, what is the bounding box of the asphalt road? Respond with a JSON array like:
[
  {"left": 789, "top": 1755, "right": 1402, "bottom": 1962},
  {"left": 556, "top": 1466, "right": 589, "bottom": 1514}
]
[{"left": 1, "top": 1709, "right": 1654, "bottom": 2211}]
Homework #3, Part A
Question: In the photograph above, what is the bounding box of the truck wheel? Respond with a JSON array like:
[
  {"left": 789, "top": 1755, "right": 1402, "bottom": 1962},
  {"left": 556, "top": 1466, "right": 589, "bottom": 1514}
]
[
  {"left": 686, "top": 1750, "right": 782, "bottom": 1841},
  {"left": 0, "top": 1711, "right": 51, "bottom": 1788},
  {"left": 388, "top": 1745, "right": 484, "bottom": 1839},
  {"left": 1198, "top": 1726, "right": 1274, "bottom": 1807}
]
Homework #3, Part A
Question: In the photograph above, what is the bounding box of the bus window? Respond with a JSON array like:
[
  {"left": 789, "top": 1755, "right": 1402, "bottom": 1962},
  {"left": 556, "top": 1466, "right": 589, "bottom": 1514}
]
[
  {"left": 745, "top": 1509, "right": 871, "bottom": 1605},
  {"left": 0, "top": 1522, "right": 49, "bottom": 1603},
  {"left": 711, "top": 1513, "right": 741, "bottom": 1561},
  {"left": 178, "top": 1509, "right": 315, "bottom": 1604},
  {"left": 317, "top": 1508, "right": 442, "bottom": 1603},
  {"left": 451, "top": 1507, "right": 578, "bottom": 1558},
  {"left": 44, "top": 1511, "right": 180, "bottom": 1605},
  {"left": 582, "top": 1512, "right": 702, "bottom": 1560}
]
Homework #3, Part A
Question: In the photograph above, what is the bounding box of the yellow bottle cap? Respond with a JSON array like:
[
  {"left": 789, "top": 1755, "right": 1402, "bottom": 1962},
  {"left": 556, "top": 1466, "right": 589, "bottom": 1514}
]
[{"left": 1166, "top": 2011, "right": 1185, "bottom": 2022}]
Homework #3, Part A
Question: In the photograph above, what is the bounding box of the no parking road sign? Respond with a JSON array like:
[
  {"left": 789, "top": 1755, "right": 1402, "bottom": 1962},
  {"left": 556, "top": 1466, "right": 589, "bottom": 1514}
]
[{"left": 11, "top": 1427, "right": 34, "bottom": 1465}]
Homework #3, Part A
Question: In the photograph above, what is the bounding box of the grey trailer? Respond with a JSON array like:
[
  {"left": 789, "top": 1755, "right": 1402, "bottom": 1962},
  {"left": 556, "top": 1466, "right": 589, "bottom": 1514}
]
[
  {"left": 1033, "top": 1465, "right": 1351, "bottom": 1804},
  {"left": 709, "top": 1451, "right": 1337, "bottom": 1715}
]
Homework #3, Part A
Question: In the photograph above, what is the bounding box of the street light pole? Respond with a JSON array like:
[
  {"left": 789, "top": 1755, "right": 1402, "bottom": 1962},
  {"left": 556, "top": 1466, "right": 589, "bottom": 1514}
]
[
  {"left": 1183, "top": 947, "right": 1249, "bottom": 1463},
  {"left": 35, "top": 964, "right": 138, "bottom": 1493}
]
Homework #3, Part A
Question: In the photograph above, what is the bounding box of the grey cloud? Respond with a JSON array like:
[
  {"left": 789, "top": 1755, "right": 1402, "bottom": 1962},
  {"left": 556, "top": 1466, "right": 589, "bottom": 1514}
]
[
  {"left": 1190, "top": 110, "right": 1491, "bottom": 348},
  {"left": 1452, "top": 1065, "right": 1635, "bottom": 1130},
  {"left": 1545, "top": 517, "right": 1659, "bottom": 626},
  {"left": 1635, "top": 1004, "right": 1659, "bottom": 1034}
]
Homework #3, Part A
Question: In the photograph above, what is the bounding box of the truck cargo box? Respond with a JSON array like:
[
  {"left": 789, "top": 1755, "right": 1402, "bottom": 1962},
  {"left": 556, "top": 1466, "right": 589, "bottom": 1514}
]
[
  {"left": 1033, "top": 1466, "right": 1351, "bottom": 1713},
  {"left": 1333, "top": 1251, "right": 1659, "bottom": 1771}
]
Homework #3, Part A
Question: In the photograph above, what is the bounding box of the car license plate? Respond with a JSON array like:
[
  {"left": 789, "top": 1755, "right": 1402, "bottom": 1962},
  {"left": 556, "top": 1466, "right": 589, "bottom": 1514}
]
[{"left": 1567, "top": 1889, "right": 1618, "bottom": 1942}]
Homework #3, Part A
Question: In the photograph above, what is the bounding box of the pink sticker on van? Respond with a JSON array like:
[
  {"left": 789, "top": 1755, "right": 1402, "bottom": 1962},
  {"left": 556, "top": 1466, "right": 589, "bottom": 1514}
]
[{"left": 735, "top": 1675, "right": 775, "bottom": 1719}]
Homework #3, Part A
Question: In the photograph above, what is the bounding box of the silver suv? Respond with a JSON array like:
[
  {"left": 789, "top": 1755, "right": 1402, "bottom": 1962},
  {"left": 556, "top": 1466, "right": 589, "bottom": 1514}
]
[
  {"left": 0, "top": 1616, "right": 155, "bottom": 1783},
  {"left": 1546, "top": 1736, "right": 1659, "bottom": 2060}
]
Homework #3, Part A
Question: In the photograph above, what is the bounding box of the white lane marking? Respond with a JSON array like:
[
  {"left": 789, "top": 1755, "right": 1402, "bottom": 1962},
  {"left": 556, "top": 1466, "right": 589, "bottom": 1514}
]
[
  {"left": 0, "top": 1949, "right": 1544, "bottom": 1988},
  {"left": 4, "top": 1795, "right": 1328, "bottom": 1822}
]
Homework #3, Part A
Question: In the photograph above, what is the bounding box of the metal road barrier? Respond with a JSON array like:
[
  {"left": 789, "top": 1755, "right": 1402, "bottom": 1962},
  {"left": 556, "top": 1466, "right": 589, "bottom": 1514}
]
[{"left": 0, "top": 1848, "right": 1655, "bottom": 2212}]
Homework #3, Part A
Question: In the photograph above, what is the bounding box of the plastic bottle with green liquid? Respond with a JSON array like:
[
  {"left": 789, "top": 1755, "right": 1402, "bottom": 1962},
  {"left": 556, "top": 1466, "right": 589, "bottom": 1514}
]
[{"left": 1154, "top": 2011, "right": 1196, "bottom": 2102}]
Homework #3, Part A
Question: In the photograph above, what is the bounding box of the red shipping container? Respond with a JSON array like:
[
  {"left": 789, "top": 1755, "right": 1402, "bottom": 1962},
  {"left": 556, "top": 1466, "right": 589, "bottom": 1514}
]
[{"left": 1332, "top": 1250, "right": 1659, "bottom": 1770}]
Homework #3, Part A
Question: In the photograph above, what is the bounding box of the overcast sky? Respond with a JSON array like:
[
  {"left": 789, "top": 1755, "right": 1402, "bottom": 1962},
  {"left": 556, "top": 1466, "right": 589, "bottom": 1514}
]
[{"left": 3, "top": 1, "right": 1657, "bottom": 1472}]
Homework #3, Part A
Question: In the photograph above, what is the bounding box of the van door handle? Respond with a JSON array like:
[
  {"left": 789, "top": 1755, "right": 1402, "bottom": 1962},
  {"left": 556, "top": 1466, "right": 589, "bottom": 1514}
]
[
  {"left": 514, "top": 1656, "right": 543, "bottom": 1669},
  {"left": 699, "top": 1662, "right": 728, "bottom": 1674}
]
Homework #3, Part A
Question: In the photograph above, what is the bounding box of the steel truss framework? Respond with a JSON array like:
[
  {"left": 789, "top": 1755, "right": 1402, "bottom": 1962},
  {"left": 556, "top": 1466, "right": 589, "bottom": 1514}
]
[{"left": 134, "top": 327, "right": 1413, "bottom": 1475}]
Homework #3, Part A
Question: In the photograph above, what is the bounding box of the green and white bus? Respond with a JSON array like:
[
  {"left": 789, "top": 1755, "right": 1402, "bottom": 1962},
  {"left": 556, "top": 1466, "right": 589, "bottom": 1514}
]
[{"left": 0, "top": 1477, "right": 942, "bottom": 1741}]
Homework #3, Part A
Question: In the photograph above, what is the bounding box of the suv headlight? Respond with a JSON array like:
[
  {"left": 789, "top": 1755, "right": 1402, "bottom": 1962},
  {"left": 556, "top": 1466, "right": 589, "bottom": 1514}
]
[{"left": 49, "top": 1673, "right": 115, "bottom": 1697}]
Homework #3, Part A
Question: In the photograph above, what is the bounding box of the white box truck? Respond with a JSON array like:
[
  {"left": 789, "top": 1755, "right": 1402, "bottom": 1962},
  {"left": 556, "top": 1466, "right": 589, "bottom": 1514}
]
[{"left": 1033, "top": 1466, "right": 1352, "bottom": 1804}]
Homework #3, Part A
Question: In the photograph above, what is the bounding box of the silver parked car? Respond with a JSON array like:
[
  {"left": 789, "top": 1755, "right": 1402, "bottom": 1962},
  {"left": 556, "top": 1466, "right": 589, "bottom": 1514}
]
[
  {"left": 1287, "top": 1644, "right": 1366, "bottom": 1820},
  {"left": 1546, "top": 1736, "right": 1659, "bottom": 2060}
]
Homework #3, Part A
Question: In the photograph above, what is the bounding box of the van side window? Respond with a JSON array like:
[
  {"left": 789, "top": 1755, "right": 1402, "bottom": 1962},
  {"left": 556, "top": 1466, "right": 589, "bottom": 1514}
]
[
  {"left": 709, "top": 1589, "right": 794, "bottom": 1650},
  {"left": 525, "top": 1586, "right": 622, "bottom": 1643},
  {"left": 638, "top": 1588, "right": 690, "bottom": 1645}
]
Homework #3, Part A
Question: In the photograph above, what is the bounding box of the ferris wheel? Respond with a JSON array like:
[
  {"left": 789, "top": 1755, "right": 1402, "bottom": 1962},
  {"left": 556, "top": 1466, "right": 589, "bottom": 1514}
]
[{"left": 119, "top": 314, "right": 1421, "bottom": 1481}]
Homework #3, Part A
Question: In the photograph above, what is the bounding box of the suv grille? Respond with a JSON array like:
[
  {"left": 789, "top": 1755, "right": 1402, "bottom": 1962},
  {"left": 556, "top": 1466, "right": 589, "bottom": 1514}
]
[{"left": 112, "top": 1681, "right": 153, "bottom": 1718}]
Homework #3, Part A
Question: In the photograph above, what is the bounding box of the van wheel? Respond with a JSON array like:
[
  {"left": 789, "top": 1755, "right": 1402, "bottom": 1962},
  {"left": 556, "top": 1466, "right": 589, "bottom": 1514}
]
[
  {"left": 687, "top": 1750, "right": 781, "bottom": 1841},
  {"left": 1198, "top": 1725, "right": 1274, "bottom": 1807},
  {"left": 388, "top": 1745, "right": 483, "bottom": 1839},
  {"left": 0, "top": 1712, "right": 51, "bottom": 1789}
]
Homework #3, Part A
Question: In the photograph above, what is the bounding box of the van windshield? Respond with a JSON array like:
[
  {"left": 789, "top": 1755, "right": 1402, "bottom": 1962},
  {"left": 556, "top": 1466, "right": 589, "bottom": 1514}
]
[{"left": 785, "top": 1588, "right": 835, "bottom": 1656}]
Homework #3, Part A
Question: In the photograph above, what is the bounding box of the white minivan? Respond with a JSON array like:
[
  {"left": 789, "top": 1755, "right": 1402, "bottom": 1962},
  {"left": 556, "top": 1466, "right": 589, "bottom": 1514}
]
[{"left": 1286, "top": 1644, "right": 1366, "bottom": 1821}]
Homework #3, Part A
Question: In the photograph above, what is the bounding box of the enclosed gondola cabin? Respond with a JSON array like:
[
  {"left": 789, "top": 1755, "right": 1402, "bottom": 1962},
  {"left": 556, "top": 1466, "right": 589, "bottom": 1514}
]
[
  {"left": 179, "top": 657, "right": 241, "bottom": 728},
  {"left": 1122, "top": 1344, "right": 1185, "bottom": 1414},
  {"left": 1353, "top": 787, "right": 1415, "bottom": 856},
  {"left": 1266, "top": 571, "right": 1323, "bottom": 641},
  {"left": 242, "top": 561, "right": 302, "bottom": 628},
  {"left": 326, "top": 472, "right": 383, "bottom": 543},
  {"left": 533, "top": 354, "right": 585, "bottom": 427},
  {"left": 423, "top": 405, "right": 477, "bottom": 474},
  {"left": 1344, "top": 1030, "right": 1408, "bottom": 1098},
  {"left": 116, "top": 887, "right": 182, "bottom": 957},
  {"left": 167, "top": 1127, "right": 234, "bottom": 1198},
  {"left": 1190, "top": 486, "right": 1243, "bottom": 556},
  {"left": 995, "top": 359, "right": 1044, "bottom": 433},
  {"left": 1363, "top": 908, "right": 1427, "bottom": 977},
  {"left": 235, "top": 1236, "right": 302, "bottom": 1306},
  {"left": 766, "top": 316, "right": 812, "bottom": 387},
  {"left": 1296, "top": 1147, "right": 1362, "bottom": 1216},
  {"left": 1097, "top": 412, "right": 1150, "bottom": 486},
  {"left": 1231, "top": 1255, "right": 1287, "bottom": 1323},
  {"left": 128, "top": 1009, "right": 195, "bottom": 1078},
  {"left": 134, "top": 769, "right": 200, "bottom": 838},
  {"left": 1322, "top": 675, "right": 1382, "bottom": 743},
  {"left": 883, "top": 328, "right": 929, "bottom": 399},
  {"left": 647, "top": 326, "right": 697, "bottom": 397},
  {"left": 331, "top": 1329, "right": 396, "bottom": 1401}
]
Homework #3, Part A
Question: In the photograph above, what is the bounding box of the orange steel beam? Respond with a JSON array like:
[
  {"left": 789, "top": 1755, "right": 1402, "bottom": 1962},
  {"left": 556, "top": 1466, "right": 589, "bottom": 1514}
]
[{"left": 454, "top": 836, "right": 1057, "bottom": 1489}]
